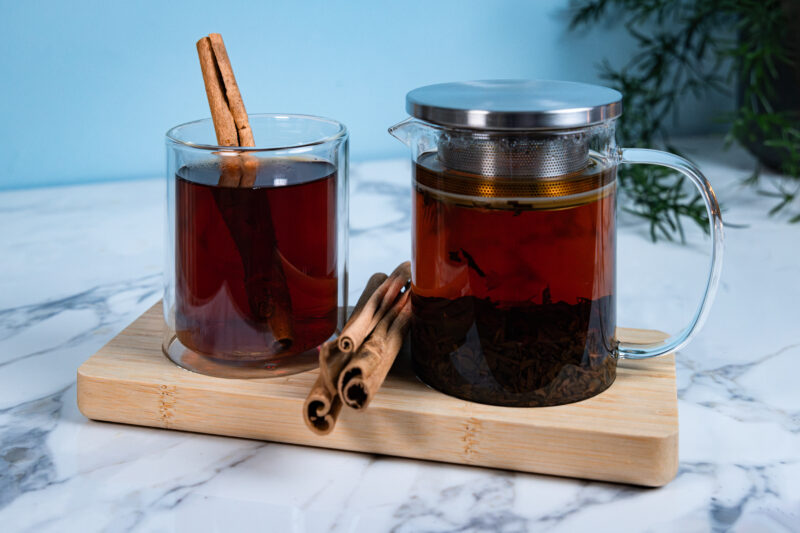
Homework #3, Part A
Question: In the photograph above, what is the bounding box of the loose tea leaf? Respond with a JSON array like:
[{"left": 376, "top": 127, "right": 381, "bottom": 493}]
[{"left": 411, "top": 293, "right": 617, "bottom": 407}]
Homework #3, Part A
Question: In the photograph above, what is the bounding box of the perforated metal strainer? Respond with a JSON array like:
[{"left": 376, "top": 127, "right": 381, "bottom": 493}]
[
  {"left": 405, "top": 80, "right": 622, "bottom": 183},
  {"left": 438, "top": 131, "right": 590, "bottom": 177}
]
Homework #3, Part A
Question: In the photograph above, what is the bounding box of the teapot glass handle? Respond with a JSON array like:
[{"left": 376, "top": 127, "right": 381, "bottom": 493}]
[{"left": 617, "top": 148, "right": 724, "bottom": 359}]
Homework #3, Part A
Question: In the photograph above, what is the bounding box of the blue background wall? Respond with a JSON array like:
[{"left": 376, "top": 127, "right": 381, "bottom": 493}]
[{"left": 0, "top": 0, "right": 730, "bottom": 189}]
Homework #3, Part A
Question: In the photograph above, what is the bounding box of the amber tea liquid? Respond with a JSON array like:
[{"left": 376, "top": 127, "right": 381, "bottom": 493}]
[
  {"left": 412, "top": 152, "right": 617, "bottom": 406},
  {"left": 175, "top": 159, "right": 338, "bottom": 361}
]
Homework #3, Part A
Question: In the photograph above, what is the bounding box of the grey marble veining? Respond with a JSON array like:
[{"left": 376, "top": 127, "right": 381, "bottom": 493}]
[
  {"left": 0, "top": 137, "right": 798, "bottom": 532},
  {"left": 0, "top": 388, "right": 65, "bottom": 509}
]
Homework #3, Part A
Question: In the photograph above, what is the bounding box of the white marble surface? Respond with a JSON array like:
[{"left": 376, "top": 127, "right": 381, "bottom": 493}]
[{"left": 1, "top": 137, "right": 799, "bottom": 532}]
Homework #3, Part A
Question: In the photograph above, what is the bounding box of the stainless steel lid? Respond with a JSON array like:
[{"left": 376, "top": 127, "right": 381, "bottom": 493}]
[{"left": 406, "top": 80, "right": 622, "bottom": 131}]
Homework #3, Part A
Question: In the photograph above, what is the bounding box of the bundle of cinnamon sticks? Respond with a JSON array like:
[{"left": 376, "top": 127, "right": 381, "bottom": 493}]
[{"left": 304, "top": 262, "right": 412, "bottom": 435}]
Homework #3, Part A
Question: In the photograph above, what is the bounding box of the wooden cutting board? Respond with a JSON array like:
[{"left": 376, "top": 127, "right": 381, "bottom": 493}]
[{"left": 77, "top": 301, "right": 678, "bottom": 487}]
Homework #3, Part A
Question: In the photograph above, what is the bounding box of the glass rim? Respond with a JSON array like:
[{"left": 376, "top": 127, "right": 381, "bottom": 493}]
[{"left": 165, "top": 113, "right": 348, "bottom": 152}]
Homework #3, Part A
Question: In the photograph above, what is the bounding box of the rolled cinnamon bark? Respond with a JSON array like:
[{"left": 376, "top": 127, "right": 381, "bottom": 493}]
[
  {"left": 352, "top": 273, "right": 391, "bottom": 324},
  {"left": 239, "top": 154, "right": 259, "bottom": 188},
  {"left": 318, "top": 342, "right": 347, "bottom": 395},
  {"left": 338, "top": 289, "right": 411, "bottom": 410},
  {"left": 303, "top": 375, "right": 343, "bottom": 435},
  {"left": 196, "top": 37, "right": 238, "bottom": 147},
  {"left": 303, "top": 272, "right": 389, "bottom": 434},
  {"left": 207, "top": 33, "right": 255, "bottom": 147},
  {"left": 196, "top": 32, "right": 294, "bottom": 348},
  {"left": 243, "top": 249, "right": 294, "bottom": 350},
  {"left": 217, "top": 155, "right": 242, "bottom": 188},
  {"left": 319, "top": 273, "right": 387, "bottom": 394},
  {"left": 337, "top": 262, "right": 410, "bottom": 353},
  {"left": 196, "top": 34, "right": 257, "bottom": 186}
]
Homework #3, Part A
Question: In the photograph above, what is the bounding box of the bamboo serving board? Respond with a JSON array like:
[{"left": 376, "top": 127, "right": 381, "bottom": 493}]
[{"left": 77, "top": 301, "right": 678, "bottom": 487}]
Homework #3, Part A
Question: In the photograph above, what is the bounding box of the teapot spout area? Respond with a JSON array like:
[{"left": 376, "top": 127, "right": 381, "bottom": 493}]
[
  {"left": 388, "top": 118, "right": 440, "bottom": 158},
  {"left": 388, "top": 118, "right": 417, "bottom": 147}
]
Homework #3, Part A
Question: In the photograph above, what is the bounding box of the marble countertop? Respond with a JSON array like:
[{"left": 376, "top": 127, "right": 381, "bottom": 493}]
[{"left": 1, "top": 137, "right": 798, "bottom": 532}]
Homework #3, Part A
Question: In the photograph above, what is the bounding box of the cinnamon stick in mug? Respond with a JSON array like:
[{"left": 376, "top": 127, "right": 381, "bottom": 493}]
[
  {"left": 196, "top": 37, "right": 238, "bottom": 147},
  {"left": 207, "top": 33, "right": 255, "bottom": 147},
  {"left": 196, "top": 32, "right": 294, "bottom": 348}
]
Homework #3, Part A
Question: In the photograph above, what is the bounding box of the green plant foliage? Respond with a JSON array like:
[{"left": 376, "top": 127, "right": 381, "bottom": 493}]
[{"left": 570, "top": 0, "right": 800, "bottom": 240}]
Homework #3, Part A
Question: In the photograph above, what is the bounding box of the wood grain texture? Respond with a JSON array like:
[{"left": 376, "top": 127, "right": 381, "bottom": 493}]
[{"left": 77, "top": 302, "right": 678, "bottom": 487}]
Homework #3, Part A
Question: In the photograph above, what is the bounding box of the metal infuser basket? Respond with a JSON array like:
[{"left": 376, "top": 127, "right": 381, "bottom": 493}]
[
  {"left": 438, "top": 130, "right": 590, "bottom": 178},
  {"left": 430, "top": 130, "right": 611, "bottom": 200}
]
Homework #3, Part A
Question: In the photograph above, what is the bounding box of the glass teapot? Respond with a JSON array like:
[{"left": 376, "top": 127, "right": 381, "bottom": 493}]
[{"left": 389, "top": 80, "right": 722, "bottom": 407}]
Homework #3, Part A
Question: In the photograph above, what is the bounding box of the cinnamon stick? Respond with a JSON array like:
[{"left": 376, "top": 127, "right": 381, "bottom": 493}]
[
  {"left": 303, "top": 376, "right": 342, "bottom": 435},
  {"left": 337, "top": 262, "right": 411, "bottom": 353},
  {"left": 196, "top": 37, "right": 238, "bottom": 147},
  {"left": 319, "top": 273, "right": 388, "bottom": 394},
  {"left": 302, "top": 272, "right": 388, "bottom": 434},
  {"left": 218, "top": 155, "right": 242, "bottom": 188},
  {"left": 239, "top": 154, "right": 259, "bottom": 188},
  {"left": 196, "top": 32, "right": 294, "bottom": 348},
  {"left": 208, "top": 33, "right": 255, "bottom": 147},
  {"left": 196, "top": 34, "right": 256, "bottom": 186},
  {"left": 338, "top": 290, "right": 411, "bottom": 410}
]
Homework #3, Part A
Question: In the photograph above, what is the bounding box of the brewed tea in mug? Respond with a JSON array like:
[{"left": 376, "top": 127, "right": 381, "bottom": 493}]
[{"left": 174, "top": 159, "right": 338, "bottom": 360}]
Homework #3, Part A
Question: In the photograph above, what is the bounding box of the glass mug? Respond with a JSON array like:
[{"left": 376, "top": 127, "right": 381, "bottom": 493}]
[
  {"left": 390, "top": 80, "right": 723, "bottom": 407},
  {"left": 164, "top": 114, "right": 349, "bottom": 378}
]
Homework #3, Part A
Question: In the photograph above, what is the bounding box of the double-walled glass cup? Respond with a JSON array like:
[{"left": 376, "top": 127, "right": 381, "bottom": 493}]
[
  {"left": 390, "top": 80, "right": 723, "bottom": 407},
  {"left": 164, "top": 114, "right": 348, "bottom": 378}
]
